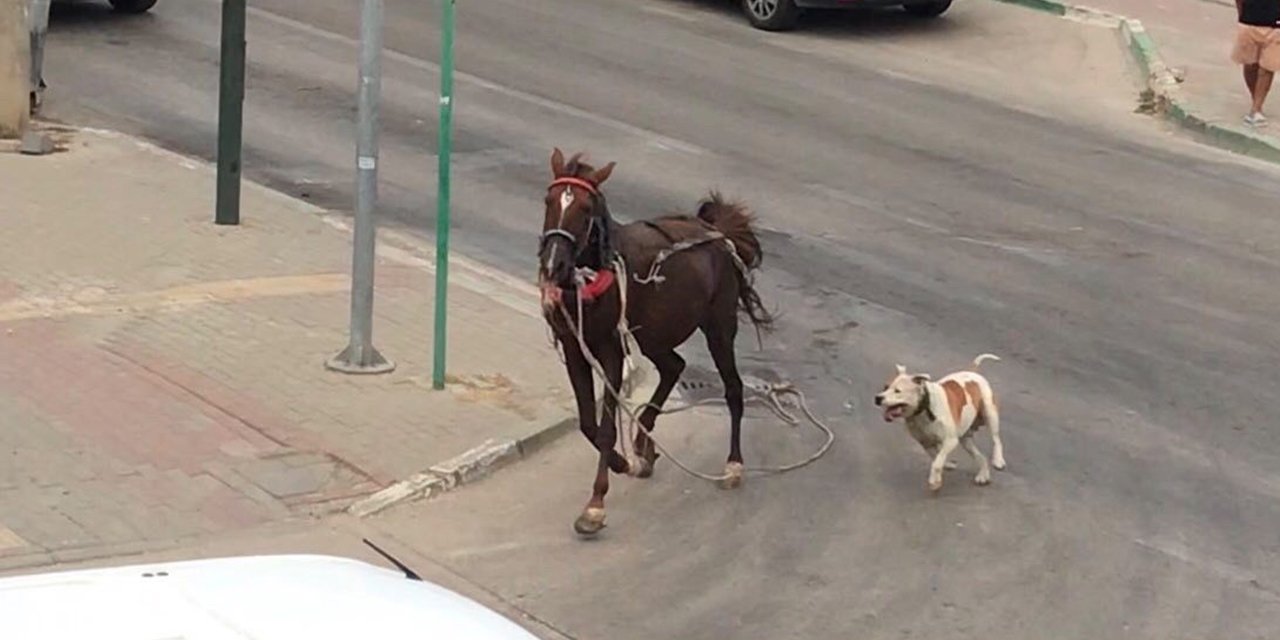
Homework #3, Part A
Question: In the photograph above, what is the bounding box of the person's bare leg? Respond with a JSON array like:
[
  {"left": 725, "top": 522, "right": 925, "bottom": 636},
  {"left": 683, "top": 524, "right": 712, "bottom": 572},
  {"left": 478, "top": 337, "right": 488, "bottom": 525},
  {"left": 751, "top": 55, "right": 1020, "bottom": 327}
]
[
  {"left": 1252, "top": 68, "right": 1274, "bottom": 115},
  {"left": 1245, "top": 63, "right": 1260, "bottom": 102}
]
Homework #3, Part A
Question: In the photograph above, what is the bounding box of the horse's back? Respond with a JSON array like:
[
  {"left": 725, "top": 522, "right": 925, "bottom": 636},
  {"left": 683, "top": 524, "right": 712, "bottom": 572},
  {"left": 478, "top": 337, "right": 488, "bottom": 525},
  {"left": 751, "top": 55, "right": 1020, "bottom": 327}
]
[
  {"left": 618, "top": 215, "right": 713, "bottom": 251},
  {"left": 617, "top": 216, "right": 740, "bottom": 352}
]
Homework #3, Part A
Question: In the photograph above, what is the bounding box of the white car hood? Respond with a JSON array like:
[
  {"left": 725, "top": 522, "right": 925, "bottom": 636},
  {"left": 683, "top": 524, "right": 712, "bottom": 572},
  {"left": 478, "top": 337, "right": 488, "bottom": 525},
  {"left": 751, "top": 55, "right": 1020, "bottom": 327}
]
[{"left": 0, "top": 554, "right": 539, "bottom": 639}]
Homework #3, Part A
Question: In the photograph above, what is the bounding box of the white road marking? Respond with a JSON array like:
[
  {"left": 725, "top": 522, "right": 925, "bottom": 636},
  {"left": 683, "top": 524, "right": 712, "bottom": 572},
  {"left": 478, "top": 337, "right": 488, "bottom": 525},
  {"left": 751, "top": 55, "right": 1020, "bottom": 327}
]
[
  {"left": 209, "top": 0, "right": 707, "bottom": 156},
  {"left": 1133, "top": 537, "right": 1280, "bottom": 602}
]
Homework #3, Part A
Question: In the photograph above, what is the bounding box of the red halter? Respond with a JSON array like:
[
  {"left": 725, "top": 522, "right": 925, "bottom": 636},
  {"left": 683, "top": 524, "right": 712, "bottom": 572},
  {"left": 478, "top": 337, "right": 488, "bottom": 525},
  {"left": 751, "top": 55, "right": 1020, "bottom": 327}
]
[
  {"left": 577, "top": 268, "right": 615, "bottom": 302},
  {"left": 548, "top": 176, "right": 600, "bottom": 195},
  {"left": 539, "top": 176, "right": 616, "bottom": 306}
]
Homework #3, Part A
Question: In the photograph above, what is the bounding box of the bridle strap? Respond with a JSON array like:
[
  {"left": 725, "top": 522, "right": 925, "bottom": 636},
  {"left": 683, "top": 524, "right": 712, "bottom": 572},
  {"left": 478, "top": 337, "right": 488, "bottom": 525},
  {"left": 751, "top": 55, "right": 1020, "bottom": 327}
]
[
  {"left": 541, "top": 228, "right": 576, "bottom": 246},
  {"left": 548, "top": 176, "right": 600, "bottom": 195},
  {"left": 540, "top": 176, "right": 602, "bottom": 248},
  {"left": 540, "top": 176, "right": 609, "bottom": 266}
]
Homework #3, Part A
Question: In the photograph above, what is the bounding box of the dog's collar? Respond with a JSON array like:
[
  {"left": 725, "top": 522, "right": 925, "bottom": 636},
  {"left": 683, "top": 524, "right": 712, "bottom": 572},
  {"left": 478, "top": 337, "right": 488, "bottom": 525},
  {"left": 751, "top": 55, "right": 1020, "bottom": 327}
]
[{"left": 911, "top": 383, "right": 937, "bottom": 422}]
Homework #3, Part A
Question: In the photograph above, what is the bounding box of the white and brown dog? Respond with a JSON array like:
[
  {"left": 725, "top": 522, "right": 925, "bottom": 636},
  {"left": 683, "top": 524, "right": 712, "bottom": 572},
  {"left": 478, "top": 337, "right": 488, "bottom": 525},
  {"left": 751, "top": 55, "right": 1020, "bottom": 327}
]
[{"left": 873, "top": 354, "right": 1006, "bottom": 492}]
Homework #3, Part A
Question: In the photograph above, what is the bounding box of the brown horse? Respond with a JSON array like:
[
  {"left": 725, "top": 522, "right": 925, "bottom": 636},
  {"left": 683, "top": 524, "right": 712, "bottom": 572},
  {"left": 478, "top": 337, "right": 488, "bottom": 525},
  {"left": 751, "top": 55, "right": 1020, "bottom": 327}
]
[{"left": 537, "top": 148, "right": 774, "bottom": 537}]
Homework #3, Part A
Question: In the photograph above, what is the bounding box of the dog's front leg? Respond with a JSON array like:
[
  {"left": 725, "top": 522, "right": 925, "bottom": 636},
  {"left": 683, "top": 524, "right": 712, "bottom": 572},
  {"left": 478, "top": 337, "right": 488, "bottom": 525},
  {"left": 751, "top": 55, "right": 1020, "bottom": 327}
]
[
  {"left": 928, "top": 437, "right": 959, "bottom": 491},
  {"left": 922, "top": 444, "right": 958, "bottom": 470}
]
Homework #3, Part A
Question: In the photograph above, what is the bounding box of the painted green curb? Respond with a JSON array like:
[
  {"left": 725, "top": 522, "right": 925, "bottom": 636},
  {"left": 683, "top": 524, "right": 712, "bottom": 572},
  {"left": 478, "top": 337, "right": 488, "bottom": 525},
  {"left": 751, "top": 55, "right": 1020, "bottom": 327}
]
[
  {"left": 1124, "top": 24, "right": 1160, "bottom": 81},
  {"left": 1165, "top": 99, "right": 1280, "bottom": 164},
  {"left": 990, "top": 0, "right": 1280, "bottom": 166}
]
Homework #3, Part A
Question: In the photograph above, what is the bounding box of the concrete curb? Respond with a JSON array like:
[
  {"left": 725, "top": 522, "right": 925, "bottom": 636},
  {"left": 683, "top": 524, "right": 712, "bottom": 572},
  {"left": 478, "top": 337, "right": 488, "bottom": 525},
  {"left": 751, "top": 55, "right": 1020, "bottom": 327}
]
[
  {"left": 347, "top": 416, "right": 578, "bottom": 518},
  {"left": 990, "top": 0, "right": 1280, "bottom": 165}
]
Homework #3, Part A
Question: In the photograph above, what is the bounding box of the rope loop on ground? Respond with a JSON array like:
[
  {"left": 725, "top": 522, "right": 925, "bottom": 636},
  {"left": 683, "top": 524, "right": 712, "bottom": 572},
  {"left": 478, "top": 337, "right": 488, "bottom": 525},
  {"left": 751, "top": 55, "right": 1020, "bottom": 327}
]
[{"left": 554, "top": 250, "right": 834, "bottom": 484}]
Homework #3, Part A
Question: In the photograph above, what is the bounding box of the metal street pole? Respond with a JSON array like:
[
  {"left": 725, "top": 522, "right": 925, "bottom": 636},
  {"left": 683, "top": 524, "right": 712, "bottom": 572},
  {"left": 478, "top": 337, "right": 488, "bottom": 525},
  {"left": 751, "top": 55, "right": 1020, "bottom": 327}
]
[
  {"left": 431, "top": 0, "right": 455, "bottom": 391},
  {"left": 215, "top": 0, "right": 246, "bottom": 226},
  {"left": 326, "top": 0, "right": 394, "bottom": 375}
]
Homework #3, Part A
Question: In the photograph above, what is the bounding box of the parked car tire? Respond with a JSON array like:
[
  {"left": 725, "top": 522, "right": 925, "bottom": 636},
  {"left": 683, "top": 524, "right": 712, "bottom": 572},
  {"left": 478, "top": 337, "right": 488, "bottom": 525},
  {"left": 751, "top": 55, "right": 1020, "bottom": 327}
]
[
  {"left": 742, "top": 0, "right": 801, "bottom": 31},
  {"left": 902, "top": 0, "right": 952, "bottom": 18},
  {"left": 108, "top": 0, "right": 158, "bottom": 14}
]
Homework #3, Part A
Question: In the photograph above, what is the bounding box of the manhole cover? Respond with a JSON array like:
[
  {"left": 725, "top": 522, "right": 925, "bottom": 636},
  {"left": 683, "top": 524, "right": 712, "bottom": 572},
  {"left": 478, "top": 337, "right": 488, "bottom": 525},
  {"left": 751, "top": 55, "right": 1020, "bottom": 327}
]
[{"left": 675, "top": 365, "right": 790, "bottom": 404}]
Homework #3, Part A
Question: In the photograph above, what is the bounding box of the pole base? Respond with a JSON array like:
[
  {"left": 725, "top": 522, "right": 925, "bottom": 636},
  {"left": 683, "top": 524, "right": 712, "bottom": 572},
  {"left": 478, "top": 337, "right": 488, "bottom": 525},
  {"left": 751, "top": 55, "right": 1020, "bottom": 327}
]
[{"left": 326, "top": 344, "right": 396, "bottom": 375}]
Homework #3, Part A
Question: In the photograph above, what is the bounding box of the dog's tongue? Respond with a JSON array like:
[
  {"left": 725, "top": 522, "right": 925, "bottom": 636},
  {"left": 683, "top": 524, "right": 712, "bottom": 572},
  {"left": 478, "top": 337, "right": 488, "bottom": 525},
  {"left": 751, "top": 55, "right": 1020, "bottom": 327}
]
[{"left": 882, "top": 406, "right": 902, "bottom": 422}]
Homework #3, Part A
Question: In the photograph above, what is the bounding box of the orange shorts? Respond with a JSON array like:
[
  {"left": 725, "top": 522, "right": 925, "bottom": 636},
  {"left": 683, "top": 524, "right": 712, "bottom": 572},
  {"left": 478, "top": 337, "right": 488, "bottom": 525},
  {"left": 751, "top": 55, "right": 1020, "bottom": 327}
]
[{"left": 1232, "top": 25, "right": 1280, "bottom": 72}]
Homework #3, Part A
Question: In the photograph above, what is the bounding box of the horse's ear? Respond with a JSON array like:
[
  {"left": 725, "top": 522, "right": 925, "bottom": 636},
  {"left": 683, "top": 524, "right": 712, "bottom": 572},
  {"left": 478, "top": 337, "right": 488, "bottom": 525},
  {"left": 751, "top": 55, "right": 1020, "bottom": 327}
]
[
  {"left": 550, "top": 148, "right": 566, "bottom": 177},
  {"left": 592, "top": 161, "right": 616, "bottom": 186}
]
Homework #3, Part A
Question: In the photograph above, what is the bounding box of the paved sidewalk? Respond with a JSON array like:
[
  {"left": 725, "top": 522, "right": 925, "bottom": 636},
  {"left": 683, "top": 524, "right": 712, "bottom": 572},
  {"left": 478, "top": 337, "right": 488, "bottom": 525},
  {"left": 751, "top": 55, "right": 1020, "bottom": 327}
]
[
  {"left": 1095, "top": 0, "right": 1278, "bottom": 129},
  {"left": 1000, "top": 0, "right": 1280, "bottom": 154},
  {"left": 0, "top": 125, "right": 576, "bottom": 568}
]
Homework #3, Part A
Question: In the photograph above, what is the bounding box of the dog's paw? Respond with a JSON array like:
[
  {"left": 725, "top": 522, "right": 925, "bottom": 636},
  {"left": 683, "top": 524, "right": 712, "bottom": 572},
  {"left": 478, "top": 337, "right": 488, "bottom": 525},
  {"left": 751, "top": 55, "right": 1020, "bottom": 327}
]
[
  {"left": 944, "top": 460, "right": 959, "bottom": 470},
  {"left": 974, "top": 471, "right": 991, "bottom": 486},
  {"left": 992, "top": 456, "right": 1007, "bottom": 471},
  {"left": 927, "top": 475, "right": 943, "bottom": 492}
]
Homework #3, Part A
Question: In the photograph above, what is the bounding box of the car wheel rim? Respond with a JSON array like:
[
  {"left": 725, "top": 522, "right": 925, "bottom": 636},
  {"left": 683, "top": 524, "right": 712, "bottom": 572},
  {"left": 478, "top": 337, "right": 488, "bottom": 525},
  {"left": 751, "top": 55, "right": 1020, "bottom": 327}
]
[{"left": 748, "top": 0, "right": 778, "bottom": 18}]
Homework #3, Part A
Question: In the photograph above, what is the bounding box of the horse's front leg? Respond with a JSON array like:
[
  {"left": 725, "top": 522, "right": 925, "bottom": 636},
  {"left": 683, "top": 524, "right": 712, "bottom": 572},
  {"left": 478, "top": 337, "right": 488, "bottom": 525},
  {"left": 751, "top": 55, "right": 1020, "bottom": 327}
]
[
  {"left": 574, "top": 332, "right": 626, "bottom": 537},
  {"left": 563, "top": 337, "right": 629, "bottom": 475}
]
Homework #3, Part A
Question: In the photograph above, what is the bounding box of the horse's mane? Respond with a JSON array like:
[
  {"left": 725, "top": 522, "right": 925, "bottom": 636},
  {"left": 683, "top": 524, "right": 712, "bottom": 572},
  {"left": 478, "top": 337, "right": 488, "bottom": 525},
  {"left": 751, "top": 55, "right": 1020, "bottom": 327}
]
[{"left": 562, "top": 154, "right": 616, "bottom": 268}]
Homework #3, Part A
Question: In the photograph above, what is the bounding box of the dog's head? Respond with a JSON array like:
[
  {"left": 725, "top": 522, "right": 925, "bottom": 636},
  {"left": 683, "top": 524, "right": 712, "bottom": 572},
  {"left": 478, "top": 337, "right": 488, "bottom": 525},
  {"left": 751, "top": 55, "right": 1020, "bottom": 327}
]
[{"left": 873, "top": 364, "right": 931, "bottom": 422}]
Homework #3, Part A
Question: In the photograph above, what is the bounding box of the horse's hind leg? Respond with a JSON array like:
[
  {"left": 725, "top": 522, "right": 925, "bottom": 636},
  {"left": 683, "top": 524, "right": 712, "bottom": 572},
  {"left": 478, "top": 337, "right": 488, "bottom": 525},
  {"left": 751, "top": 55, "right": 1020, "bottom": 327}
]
[
  {"left": 986, "top": 395, "right": 1006, "bottom": 471},
  {"left": 633, "top": 349, "right": 686, "bottom": 478},
  {"left": 702, "top": 318, "right": 745, "bottom": 490}
]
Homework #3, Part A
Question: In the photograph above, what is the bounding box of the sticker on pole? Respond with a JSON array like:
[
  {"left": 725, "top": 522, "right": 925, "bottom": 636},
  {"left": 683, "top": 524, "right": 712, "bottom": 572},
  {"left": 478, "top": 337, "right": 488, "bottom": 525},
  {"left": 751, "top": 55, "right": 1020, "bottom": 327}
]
[{"left": 358, "top": 156, "right": 376, "bottom": 171}]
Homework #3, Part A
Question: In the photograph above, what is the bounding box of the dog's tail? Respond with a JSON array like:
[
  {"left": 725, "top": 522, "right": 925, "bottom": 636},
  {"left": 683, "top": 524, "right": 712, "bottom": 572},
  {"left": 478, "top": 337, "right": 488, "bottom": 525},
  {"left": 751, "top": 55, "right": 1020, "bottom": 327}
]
[{"left": 972, "top": 353, "right": 1001, "bottom": 369}]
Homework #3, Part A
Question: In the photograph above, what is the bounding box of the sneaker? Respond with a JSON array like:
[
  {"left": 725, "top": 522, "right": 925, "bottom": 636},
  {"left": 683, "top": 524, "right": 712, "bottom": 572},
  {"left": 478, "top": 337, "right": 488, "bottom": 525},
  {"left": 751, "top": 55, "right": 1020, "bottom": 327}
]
[{"left": 1244, "top": 112, "right": 1268, "bottom": 127}]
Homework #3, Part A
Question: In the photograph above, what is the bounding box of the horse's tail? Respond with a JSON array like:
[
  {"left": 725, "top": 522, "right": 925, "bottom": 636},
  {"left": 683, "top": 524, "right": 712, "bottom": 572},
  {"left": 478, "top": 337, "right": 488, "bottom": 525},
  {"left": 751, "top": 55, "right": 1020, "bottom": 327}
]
[{"left": 697, "top": 191, "right": 775, "bottom": 334}]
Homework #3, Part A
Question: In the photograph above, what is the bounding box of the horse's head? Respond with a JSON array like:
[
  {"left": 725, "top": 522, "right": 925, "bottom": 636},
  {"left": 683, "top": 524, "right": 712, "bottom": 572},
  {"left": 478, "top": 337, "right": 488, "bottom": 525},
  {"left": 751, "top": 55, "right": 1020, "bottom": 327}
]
[{"left": 539, "top": 148, "right": 617, "bottom": 289}]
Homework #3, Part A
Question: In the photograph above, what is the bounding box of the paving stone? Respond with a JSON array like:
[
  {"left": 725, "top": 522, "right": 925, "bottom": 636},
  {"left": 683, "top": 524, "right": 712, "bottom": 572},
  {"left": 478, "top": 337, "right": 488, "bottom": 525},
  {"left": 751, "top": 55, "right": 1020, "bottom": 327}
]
[{"left": 0, "top": 128, "right": 573, "bottom": 568}]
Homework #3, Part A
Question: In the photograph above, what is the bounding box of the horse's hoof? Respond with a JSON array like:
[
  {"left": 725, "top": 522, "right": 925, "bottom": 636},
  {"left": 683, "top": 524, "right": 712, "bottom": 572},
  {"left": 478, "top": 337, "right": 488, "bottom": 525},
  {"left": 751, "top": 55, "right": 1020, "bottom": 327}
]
[
  {"left": 718, "top": 462, "right": 744, "bottom": 490},
  {"left": 635, "top": 459, "right": 655, "bottom": 479},
  {"left": 625, "top": 454, "right": 650, "bottom": 479},
  {"left": 573, "top": 508, "right": 607, "bottom": 537}
]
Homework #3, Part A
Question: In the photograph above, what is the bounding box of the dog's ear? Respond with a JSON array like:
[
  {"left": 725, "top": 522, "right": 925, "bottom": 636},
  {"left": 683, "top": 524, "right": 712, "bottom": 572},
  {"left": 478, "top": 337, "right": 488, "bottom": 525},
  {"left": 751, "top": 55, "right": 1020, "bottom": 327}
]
[
  {"left": 895, "top": 364, "right": 907, "bottom": 375},
  {"left": 912, "top": 374, "right": 931, "bottom": 384}
]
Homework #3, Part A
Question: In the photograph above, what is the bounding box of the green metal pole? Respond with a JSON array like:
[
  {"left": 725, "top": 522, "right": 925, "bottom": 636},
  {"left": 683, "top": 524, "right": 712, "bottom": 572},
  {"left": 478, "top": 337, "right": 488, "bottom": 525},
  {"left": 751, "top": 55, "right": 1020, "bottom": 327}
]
[
  {"left": 215, "top": 0, "right": 246, "bottom": 226},
  {"left": 431, "top": 0, "right": 456, "bottom": 390}
]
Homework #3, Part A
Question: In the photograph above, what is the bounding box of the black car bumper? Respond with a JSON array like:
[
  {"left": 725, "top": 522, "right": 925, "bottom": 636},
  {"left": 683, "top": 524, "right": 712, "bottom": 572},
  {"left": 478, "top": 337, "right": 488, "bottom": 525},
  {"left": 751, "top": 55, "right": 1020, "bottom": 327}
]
[{"left": 796, "top": 0, "right": 941, "bottom": 8}]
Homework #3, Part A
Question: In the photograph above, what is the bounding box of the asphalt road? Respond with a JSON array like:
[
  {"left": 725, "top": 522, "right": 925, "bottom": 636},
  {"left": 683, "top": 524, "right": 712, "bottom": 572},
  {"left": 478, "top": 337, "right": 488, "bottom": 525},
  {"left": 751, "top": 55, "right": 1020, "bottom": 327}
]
[{"left": 39, "top": 0, "right": 1280, "bottom": 637}]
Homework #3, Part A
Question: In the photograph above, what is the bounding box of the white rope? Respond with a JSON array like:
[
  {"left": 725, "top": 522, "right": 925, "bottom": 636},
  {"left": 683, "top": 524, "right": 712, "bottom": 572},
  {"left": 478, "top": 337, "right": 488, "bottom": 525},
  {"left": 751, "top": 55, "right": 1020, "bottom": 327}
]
[{"left": 554, "top": 255, "right": 834, "bottom": 484}]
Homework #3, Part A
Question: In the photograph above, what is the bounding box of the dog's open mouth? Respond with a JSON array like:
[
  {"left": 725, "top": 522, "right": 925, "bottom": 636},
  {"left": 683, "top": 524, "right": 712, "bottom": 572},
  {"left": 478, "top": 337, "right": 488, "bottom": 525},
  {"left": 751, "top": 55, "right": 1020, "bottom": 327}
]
[{"left": 882, "top": 403, "right": 908, "bottom": 422}]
